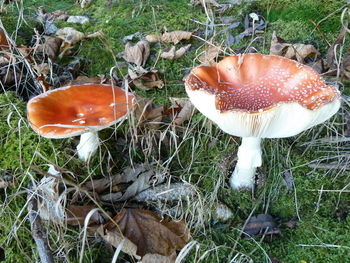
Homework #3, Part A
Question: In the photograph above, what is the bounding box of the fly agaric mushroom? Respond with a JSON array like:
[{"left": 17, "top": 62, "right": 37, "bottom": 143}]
[
  {"left": 185, "top": 54, "right": 340, "bottom": 189},
  {"left": 27, "top": 83, "right": 134, "bottom": 162}
]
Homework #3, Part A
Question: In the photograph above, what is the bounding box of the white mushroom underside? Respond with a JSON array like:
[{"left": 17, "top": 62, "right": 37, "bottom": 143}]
[{"left": 186, "top": 88, "right": 341, "bottom": 138}]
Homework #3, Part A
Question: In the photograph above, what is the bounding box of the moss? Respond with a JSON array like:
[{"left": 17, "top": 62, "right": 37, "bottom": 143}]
[{"left": 1, "top": 0, "right": 350, "bottom": 262}]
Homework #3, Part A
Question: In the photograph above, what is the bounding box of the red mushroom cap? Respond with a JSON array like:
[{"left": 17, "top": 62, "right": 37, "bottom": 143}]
[
  {"left": 27, "top": 84, "right": 135, "bottom": 138},
  {"left": 185, "top": 54, "right": 339, "bottom": 113}
]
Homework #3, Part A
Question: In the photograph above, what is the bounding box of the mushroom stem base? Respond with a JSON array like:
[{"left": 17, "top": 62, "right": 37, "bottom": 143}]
[
  {"left": 230, "top": 137, "right": 262, "bottom": 189},
  {"left": 77, "top": 131, "right": 100, "bottom": 162}
]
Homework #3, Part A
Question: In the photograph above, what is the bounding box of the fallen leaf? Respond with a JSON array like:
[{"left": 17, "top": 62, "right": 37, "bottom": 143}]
[
  {"left": 105, "top": 209, "right": 190, "bottom": 257},
  {"left": 67, "top": 15, "right": 90, "bottom": 24},
  {"left": 169, "top": 97, "right": 196, "bottom": 125},
  {"left": 129, "top": 70, "right": 164, "bottom": 91},
  {"left": 160, "top": 44, "right": 191, "bottom": 60},
  {"left": 37, "top": 7, "right": 69, "bottom": 22},
  {"left": 161, "top": 31, "right": 192, "bottom": 44},
  {"left": 243, "top": 214, "right": 280, "bottom": 242},
  {"left": 0, "top": 29, "right": 9, "bottom": 48},
  {"left": 66, "top": 205, "right": 103, "bottom": 226},
  {"left": 198, "top": 45, "right": 220, "bottom": 65},
  {"left": 146, "top": 31, "right": 192, "bottom": 44},
  {"left": 305, "top": 59, "right": 326, "bottom": 74},
  {"left": 97, "top": 225, "right": 140, "bottom": 260},
  {"left": 56, "top": 27, "right": 85, "bottom": 45},
  {"left": 134, "top": 96, "right": 165, "bottom": 129},
  {"left": 269, "top": 31, "right": 291, "bottom": 56},
  {"left": 142, "top": 252, "right": 177, "bottom": 263},
  {"left": 284, "top": 44, "right": 319, "bottom": 63},
  {"left": 342, "top": 49, "right": 350, "bottom": 80},
  {"left": 0, "top": 180, "right": 8, "bottom": 189},
  {"left": 36, "top": 36, "right": 62, "bottom": 59},
  {"left": 123, "top": 40, "right": 150, "bottom": 67},
  {"left": 270, "top": 31, "right": 319, "bottom": 63},
  {"left": 56, "top": 27, "right": 101, "bottom": 58},
  {"left": 80, "top": 0, "right": 93, "bottom": 8},
  {"left": 327, "top": 18, "right": 348, "bottom": 70},
  {"left": 99, "top": 163, "right": 166, "bottom": 202}
]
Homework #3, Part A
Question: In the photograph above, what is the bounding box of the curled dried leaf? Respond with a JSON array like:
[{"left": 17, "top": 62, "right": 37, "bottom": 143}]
[
  {"left": 0, "top": 29, "right": 9, "bottom": 48},
  {"left": 123, "top": 40, "right": 150, "bottom": 67},
  {"left": 160, "top": 44, "right": 191, "bottom": 60},
  {"left": 270, "top": 31, "right": 319, "bottom": 63},
  {"left": 169, "top": 97, "right": 196, "bottom": 126},
  {"left": 146, "top": 31, "right": 192, "bottom": 44},
  {"left": 129, "top": 70, "right": 164, "bottom": 90},
  {"left": 161, "top": 31, "right": 192, "bottom": 44},
  {"left": 80, "top": 0, "right": 93, "bottom": 8},
  {"left": 37, "top": 7, "right": 68, "bottom": 22},
  {"left": 134, "top": 96, "right": 165, "bottom": 129},
  {"left": 198, "top": 45, "right": 220, "bottom": 65},
  {"left": 66, "top": 205, "right": 103, "bottom": 226},
  {"left": 97, "top": 225, "right": 140, "bottom": 259},
  {"left": 36, "top": 36, "right": 62, "bottom": 59},
  {"left": 105, "top": 209, "right": 190, "bottom": 257}
]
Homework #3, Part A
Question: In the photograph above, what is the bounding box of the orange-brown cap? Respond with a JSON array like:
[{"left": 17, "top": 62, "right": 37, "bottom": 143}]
[
  {"left": 27, "top": 84, "right": 135, "bottom": 138},
  {"left": 185, "top": 54, "right": 341, "bottom": 138}
]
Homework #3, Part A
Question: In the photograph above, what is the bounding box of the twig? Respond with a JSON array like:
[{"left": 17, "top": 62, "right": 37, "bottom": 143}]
[
  {"left": 308, "top": 163, "right": 350, "bottom": 171},
  {"left": 27, "top": 186, "right": 54, "bottom": 263}
]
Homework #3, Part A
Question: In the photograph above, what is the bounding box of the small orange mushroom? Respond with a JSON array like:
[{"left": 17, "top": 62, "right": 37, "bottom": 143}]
[
  {"left": 27, "top": 84, "right": 135, "bottom": 161},
  {"left": 185, "top": 54, "right": 340, "bottom": 189}
]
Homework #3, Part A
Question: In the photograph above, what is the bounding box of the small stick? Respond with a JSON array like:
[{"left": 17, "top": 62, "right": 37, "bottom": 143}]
[
  {"left": 27, "top": 187, "right": 54, "bottom": 263},
  {"left": 308, "top": 163, "right": 350, "bottom": 171}
]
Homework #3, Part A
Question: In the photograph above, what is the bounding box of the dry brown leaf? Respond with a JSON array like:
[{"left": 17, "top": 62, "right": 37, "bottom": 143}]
[
  {"left": 142, "top": 252, "right": 177, "bottom": 263},
  {"left": 130, "top": 71, "right": 164, "bottom": 91},
  {"left": 327, "top": 18, "right": 348, "bottom": 70},
  {"left": 198, "top": 45, "right": 220, "bottom": 65},
  {"left": 97, "top": 225, "right": 141, "bottom": 260},
  {"left": 146, "top": 31, "right": 192, "bottom": 44},
  {"left": 105, "top": 209, "right": 190, "bottom": 257},
  {"left": 56, "top": 27, "right": 85, "bottom": 45},
  {"left": 66, "top": 205, "right": 103, "bottom": 226},
  {"left": 80, "top": 0, "right": 93, "bottom": 8},
  {"left": 56, "top": 27, "right": 101, "bottom": 58},
  {"left": 134, "top": 96, "right": 165, "bottom": 129},
  {"left": 160, "top": 44, "right": 191, "bottom": 60},
  {"left": 161, "top": 31, "right": 192, "bottom": 44},
  {"left": 169, "top": 97, "right": 196, "bottom": 125},
  {"left": 342, "top": 51, "right": 350, "bottom": 80},
  {"left": 270, "top": 31, "right": 319, "bottom": 63},
  {"left": 305, "top": 59, "right": 326, "bottom": 74},
  {"left": 145, "top": 34, "right": 161, "bottom": 43},
  {"left": 99, "top": 163, "right": 166, "bottom": 202},
  {"left": 0, "top": 29, "right": 9, "bottom": 48},
  {"left": 123, "top": 40, "right": 150, "bottom": 67},
  {"left": 36, "top": 36, "right": 62, "bottom": 59},
  {"left": 37, "top": 7, "right": 69, "bottom": 22},
  {"left": 0, "top": 180, "right": 8, "bottom": 189},
  {"left": 284, "top": 44, "right": 319, "bottom": 63},
  {"left": 269, "top": 31, "right": 291, "bottom": 56}
]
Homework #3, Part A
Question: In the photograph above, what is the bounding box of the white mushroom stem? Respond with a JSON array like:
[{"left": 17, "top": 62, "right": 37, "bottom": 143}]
[
  {"left": 77, "top": 131, "right": 100, "bottom": 162},
  {"left": 230, "top": 137, "right": 262, "bottom": 189}
]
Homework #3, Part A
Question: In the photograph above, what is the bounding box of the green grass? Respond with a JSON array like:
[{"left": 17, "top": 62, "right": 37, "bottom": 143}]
[{"left": 1, "top": 0, "right": 350, "bottom": 262}]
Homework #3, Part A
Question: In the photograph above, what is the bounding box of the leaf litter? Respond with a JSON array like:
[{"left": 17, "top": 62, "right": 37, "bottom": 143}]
[{"left": 99, "top": 208, "right": 190, "bottom": 260}]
